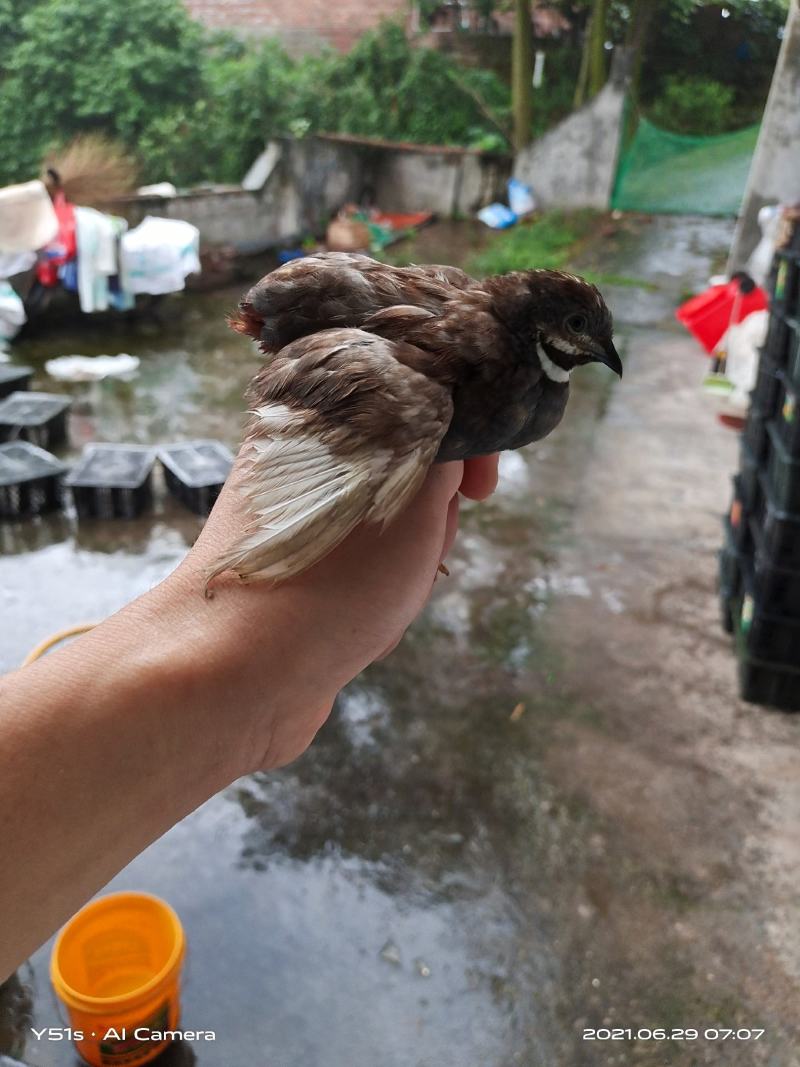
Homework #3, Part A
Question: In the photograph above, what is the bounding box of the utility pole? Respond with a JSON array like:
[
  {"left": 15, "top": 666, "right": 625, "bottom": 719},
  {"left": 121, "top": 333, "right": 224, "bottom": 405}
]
[{"left": 728, "top": 0, "right": 800, "bottom": 270}]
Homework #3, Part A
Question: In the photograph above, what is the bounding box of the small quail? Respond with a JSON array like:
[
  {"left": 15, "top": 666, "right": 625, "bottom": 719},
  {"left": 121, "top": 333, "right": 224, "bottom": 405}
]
[{"left": 207, "top": 252, "right": 621, "bottom": 585}]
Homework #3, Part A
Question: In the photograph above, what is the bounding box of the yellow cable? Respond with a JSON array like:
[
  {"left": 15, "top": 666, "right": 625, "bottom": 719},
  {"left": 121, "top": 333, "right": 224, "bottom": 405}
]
[{"left": 22, "top": 623, "right": 97, "bottom": 666}]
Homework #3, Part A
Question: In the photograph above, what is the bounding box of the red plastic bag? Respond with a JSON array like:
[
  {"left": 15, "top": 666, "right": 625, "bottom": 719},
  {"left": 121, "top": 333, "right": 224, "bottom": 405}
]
[{"left": 676, "top": 277, "right": 768, "bottom": 356}]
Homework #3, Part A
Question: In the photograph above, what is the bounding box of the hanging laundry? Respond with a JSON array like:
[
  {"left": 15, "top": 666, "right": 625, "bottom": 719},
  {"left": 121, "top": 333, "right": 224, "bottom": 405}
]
[
  {"left": 59, "top": 259, "right": 79, "bottom": 292},
  {"left": 73, "top": 207, "right": 133, "bottom": 313},
  {"left": 0, "top": 249, "right": 35, "bottom": 345},
  {"left": 35, "top": 191, "right": 77, "bottom": 287},
  {"left": 0, "top": 180, "right": 58, "bottom": 254},
  {"left": 0, "top": 282, "right": 26, "bottom": 342},
  {"left": 0, "top": 251, "right": 36, "bottom": 280},
  {"left": 120, "top": 215, "right": 200, "bottom": 296}
]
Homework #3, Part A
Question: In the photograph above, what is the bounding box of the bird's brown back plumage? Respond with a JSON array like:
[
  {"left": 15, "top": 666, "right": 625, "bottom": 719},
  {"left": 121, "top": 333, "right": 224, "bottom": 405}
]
[
  {"left": 230, "top": 252, "right": 476, "bottom": 354},
  {"left": 209, "top": 252, "right": 618, "bottom": 586}
]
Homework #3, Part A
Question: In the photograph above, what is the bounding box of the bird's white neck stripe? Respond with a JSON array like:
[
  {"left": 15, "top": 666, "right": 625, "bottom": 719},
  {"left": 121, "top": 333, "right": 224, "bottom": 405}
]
[{"left": 537, "top": 342, "right": 571, "bottom": 383}]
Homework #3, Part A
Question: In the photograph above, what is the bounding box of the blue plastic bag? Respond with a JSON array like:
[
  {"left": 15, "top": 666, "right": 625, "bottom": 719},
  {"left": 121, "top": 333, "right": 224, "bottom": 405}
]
[
  {"left": 507, "top": 179, "right": 536, "bottom": 217},
  {"left": 476, "top": 203, "right": 517, "bottom": 229}
]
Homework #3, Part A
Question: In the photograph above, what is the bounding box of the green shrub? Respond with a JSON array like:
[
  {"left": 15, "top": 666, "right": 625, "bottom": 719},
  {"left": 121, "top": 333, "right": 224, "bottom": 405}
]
[
  {"left": 293, "top": 25, "right": 511, "bottom": 150},
  {"left": 647, "top": 76, "right": 736, "bottom": 135},
  {"left": 468, "top": 210, "right": 602, "bottom": 277},
  {"left": 0, "top": 0, "right": 205, "bottom": 185},
  {"left": 0, "top": 7, "right": 514, "bottom": 187}
]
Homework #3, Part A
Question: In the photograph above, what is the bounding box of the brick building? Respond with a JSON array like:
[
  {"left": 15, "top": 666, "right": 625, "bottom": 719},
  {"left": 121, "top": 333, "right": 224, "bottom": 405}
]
[
  {"left": 184, "top": 0, "right": 410, "bottom": 54},
  {"left": 184, "top": 1, "right": 569, "bottom": 57}
]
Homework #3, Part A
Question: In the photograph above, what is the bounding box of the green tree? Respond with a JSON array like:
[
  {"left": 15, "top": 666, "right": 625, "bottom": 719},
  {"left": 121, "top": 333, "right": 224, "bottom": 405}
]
[
  {"left": 0, "top": 0, "right": 204, "bottom": 184},
  {"left": 624, "top": 0, "right": 657, "bottom": 107},
  {"left": 648, "top": 75, "right": 735, "bottom": 134},
  {"left": 295, "top": 24, "right": 510, "bottom": 149},
  {"left": 573, "top": 0, "right": 608, "bottom": 107},
  {"left": 0, "top": 0, "right": 44, "bottom": 55},
  {"left": 511, "top": 0, "right": 534, "bottom": 149},
  {"left": 0, "top": 12, "right": 513, "bottom": 187},
  {"left": 587, "top": 0, "right": 608, "bottom": 95},
  {"left": 561, "top": 0, "right": 787, "bottom": 114}
]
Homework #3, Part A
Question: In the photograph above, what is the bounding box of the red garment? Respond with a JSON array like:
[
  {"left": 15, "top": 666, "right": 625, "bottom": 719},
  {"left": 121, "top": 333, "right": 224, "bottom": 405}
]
[{"left": 35, "top": 192, "right": 77, "bottom": 286}]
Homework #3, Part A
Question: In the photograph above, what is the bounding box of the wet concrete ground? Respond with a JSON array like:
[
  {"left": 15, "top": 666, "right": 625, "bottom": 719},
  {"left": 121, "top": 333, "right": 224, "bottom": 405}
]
[{"left": 2, "top": 216, "right": 799, "bottom": 1066}]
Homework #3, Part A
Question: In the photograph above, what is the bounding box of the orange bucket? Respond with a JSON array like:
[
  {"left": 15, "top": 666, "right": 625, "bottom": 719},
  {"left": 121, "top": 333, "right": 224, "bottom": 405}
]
[{"left": 50, "top": 891, "right": 186, "bottom": 1067}]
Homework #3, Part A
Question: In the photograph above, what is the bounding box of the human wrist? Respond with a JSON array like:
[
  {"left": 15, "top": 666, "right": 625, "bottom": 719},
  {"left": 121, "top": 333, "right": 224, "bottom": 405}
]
[
  {"left": 27, "top": 572, "right": 266, "bottom": 793},
  {"left": 155, "top": 562, "right": 340, "bottom": 776}
]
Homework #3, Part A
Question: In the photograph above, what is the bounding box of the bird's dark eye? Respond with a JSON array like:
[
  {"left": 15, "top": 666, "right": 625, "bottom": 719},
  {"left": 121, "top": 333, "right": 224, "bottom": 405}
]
[{"left": 565, "top": 313, "right": 588, "bottom": 334}]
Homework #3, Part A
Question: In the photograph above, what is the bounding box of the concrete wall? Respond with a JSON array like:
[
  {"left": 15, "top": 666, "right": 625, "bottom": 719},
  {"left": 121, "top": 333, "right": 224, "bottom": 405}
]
[
  {"left": 728, "top": 1, "right": 800, "bottom": 271},
  {"left": 108, "top": 136, "right": 510, "bottom": 251},
  {"left": 512, "top": 51, "right": 629, "bottom": 211},
  {"left": 365, "top": 140, "right": 510, "bottom": 216}
]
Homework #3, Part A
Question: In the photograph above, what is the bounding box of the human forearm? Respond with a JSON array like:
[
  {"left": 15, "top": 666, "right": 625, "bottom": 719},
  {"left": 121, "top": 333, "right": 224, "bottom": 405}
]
[
  {"left": 0, "top": 457, "right": 496, "bottom": 978},
  {"left": 0, "top": 574, "right": 277, "bottom": 978}
]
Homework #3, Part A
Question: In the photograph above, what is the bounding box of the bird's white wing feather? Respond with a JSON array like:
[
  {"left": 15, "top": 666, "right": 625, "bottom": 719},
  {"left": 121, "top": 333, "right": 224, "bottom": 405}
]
[{"left": 205, "top": 329, "right": 452, "bottom": 586}]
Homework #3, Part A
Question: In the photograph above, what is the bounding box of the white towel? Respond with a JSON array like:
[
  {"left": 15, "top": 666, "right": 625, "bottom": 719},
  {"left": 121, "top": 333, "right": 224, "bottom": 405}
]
[{"left": 120, "top": 215, "right": 201, "bottom": 295}]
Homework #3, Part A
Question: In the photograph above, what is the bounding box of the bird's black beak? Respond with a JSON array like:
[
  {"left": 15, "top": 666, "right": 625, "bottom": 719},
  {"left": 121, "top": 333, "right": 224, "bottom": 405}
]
[{"left": 591, "top": 340, "right": 623, "bottom": 378}]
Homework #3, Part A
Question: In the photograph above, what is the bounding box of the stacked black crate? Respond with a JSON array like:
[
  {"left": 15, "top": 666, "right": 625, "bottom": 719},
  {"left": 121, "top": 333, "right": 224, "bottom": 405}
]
[{"left": 720, "top": 231, "right": 800, "bottom": 710}]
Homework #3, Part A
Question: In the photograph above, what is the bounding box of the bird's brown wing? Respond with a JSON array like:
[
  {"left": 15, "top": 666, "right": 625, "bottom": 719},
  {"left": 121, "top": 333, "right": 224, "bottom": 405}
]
[
  {"left": 413, "top": 263, "right": 475, "bottom": 290},
  {"left": 230, "top": 252, "right": 478, "bottom": 354},
  {"left": 205, "top": 328, "right": 453, "bottom": 587}
]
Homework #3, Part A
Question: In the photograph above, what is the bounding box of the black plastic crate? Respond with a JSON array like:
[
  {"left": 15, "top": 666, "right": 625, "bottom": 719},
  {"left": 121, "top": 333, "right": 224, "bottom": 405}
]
[
  {"left": 753, "top": 470, "right": 800, "bottom": 569},
  {"left": 742, "top": 405, "right": 769, "bottom": 462},
  {"left": 719, "top": 562, "right": 738, "bottom": 635},
  {"left": 775, "top": 370, "right": 800, "bottom": 454},
  {"left": 0, "top": 441, "right": 66, "bottom": 519},
  {"left": 719, "top": 517, "right": 744, "bottom": 594},
  {"left": 158, "top": 440, "right": 234, "bottom": 516},
  {"left": 761, "top": 311, "right": 792, "bottom": 369},
  {"left": 772, "top": 250, "right": 800, "bottom": 313},
  {"left": 737, "top": 654, "right": 800, "bottom": 712},
  {"left": 727, "top": 476, "right": 754, "bottom": 553},
  {"left": 773, "top": 250, "right": 800, "bottom": 313},
  {"left": 750, "top": 518, "right": 800, "bottom": 617},
  {"left": 66, "top": 444, "right": 155, "bottom": 519},
  {"left": 0, "top": 391, "right": 71, "bottom": 449},
  {"left": 786, "top": 317, "right": 800, "bottom": 389},
  {"left": 718, "top": 545, "right": 742, "bottom": 603},
  {"left": 732, "top": 550, "right": 800, "bottom": 711},
  {"left": 0, "top": 365, "right": 33, "bottom": 399},
  {"left": 719, "top": 515, "right": 746, "bottom": 634},
  {"left": 766, "top": 419, "right": 800, "bottom": 513},
  {"left": 738, "top": 440, "right": 760, "bottom": 511},
  {"left": 735, "top": 566, "right": 800, "bottom": 668},
  {"left": 750, "top": 352, "right": 782, "bottom": 412},
  {"left": 720, "top": 594, "right": 735, "bottom": 634}
]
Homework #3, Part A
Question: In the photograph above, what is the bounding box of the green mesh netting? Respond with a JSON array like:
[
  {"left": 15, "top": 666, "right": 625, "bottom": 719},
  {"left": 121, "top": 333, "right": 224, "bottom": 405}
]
[{"left": 611, "top": 117, "right": 760, "bottom": 216}]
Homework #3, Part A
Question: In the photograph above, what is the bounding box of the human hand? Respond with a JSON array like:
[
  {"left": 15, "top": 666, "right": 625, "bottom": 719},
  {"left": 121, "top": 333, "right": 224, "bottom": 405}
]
[{"left": 171, "top": 452, "right": 499, "bottom": 774}]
